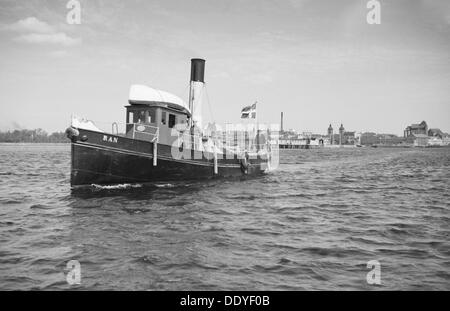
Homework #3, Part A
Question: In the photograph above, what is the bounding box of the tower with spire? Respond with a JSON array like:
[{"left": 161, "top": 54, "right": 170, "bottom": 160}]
[
  {"left": 339, "top": 123, "right": 345, "bottom": 146},
  {"left": 327, "top": 124, "right": 334, "bottom": 145}
]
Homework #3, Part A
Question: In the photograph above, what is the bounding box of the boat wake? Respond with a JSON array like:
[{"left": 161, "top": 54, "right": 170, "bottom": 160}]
[
  {"left": 91, "top": 183, "right": 143, "bottom": 190},
  {"left": 154, "top": 183, "right": 175, "bottom": 188}
]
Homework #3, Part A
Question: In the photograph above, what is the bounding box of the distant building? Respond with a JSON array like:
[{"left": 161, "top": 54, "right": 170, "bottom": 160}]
[
  {"left": 404, "top": 121, "right": 428, "bottom": 138},
  {"left": 327, "top": 124, "right": 334, "bottom": 145},
  {"left": 339, "top": 124, "right": 345, "bottom": 145},
  {"left": 443, "top": 137, "right": 450, "bottom": 146},
  {"left": 411, "top": 134, "right": 429, "bottom": 147},
  {"left": 343, "top": 131, "right": 356, "bottom": 145},
  {"left": 428, "top": 136, "right": 444, "bottom": 146},
  {"left": 355, "top": 132, "right": 362, "bottom": 145},
  {"left": 402, "top": 121, "right": 450, "bottom": 146},
  {"left": 360, "top": 132, "right": 405, "bottom": 146},
  {"left": 428, "top": 128, "right": 445, "bottom": 139},
  {"left": 361, "top": 132, "right": 378, "bottom": 146},
  {"left": 333, "top": 133, "right": 340, "bottom": 144}
]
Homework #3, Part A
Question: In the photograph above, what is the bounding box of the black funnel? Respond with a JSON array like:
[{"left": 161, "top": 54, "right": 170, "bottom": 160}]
[{"left": 190, "top": 58, "right": 205, "bottom": 83}]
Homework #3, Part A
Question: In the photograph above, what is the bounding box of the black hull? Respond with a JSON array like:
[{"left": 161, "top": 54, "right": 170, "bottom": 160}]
[{"left": 70, "top": 129, "right": 267, "bottom": 187}]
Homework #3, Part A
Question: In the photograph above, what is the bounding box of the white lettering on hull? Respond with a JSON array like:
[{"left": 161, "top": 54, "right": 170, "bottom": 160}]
[{"left": 103, "top": 135, "right": 118, "bottom": 143}]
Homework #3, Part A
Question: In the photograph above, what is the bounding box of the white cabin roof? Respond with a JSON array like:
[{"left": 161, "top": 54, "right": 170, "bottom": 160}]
[{"left": 128, "top": 84, "right": 190, "bottom": 114}]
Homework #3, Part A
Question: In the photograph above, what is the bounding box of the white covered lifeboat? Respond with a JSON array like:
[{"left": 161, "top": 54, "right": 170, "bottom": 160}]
[{"left": 128, "top": 84, "right": 191, "bottom": 116}]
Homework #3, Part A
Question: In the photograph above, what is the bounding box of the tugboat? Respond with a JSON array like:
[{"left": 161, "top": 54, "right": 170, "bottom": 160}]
[{"left": 66, "top": 59, "right": 276, "bottom": 187}]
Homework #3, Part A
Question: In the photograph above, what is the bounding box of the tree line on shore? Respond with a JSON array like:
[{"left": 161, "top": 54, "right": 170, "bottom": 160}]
[{"left": 0, "top": 129, "right": 68, "bottom": 143}]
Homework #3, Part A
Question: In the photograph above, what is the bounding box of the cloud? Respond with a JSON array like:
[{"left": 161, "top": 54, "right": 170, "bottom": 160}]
[
  {"left": 6, "top": 17, "right": 81, "bottom": 47},
  {"left": 7, "top": 17, "right": 55, "bottom": 34},
  {"left": 15, "top": 32, "right": 81, "bottom": 46}
]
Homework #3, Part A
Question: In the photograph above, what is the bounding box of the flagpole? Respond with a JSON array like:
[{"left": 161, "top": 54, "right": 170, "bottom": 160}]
[
  {"left": 240, "top": 103, "right": 258, "bottom": 153},
  {"left": 255, "top": 101, "right": 259, "bottom": 154}
]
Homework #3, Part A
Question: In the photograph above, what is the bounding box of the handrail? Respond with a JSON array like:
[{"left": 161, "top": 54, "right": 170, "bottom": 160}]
[{"left": 174, "top": 130, "right": 277, "bottom": 156}]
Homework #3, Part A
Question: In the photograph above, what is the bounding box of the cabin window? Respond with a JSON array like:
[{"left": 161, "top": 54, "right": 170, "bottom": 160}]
[
  {"left": 149, "top": 109, "right": 156, "bottom": 124},
  {"left": 161, "top": 112, "right": 166, "bottom": 125},
  {"left": 137, "top": 111, "right": 145, "bottom": 123},
  {"left": 145, "top": 111, "right": 150, "bottom": 123},
  {"left": 168, "top": 114, "right": 176, "bottom": 128},
  {"left": 128, "top": 112, "right": 134, "bottom": 124}
]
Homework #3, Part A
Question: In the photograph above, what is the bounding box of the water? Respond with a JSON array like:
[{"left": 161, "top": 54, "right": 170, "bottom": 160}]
[{"left": 0, "top": 143, "right": 449, "bottom": 290}]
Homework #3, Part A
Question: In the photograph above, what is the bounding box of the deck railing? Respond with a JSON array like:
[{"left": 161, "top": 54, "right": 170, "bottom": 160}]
[{"left": 176, "top": 130, "right": 278, "bottom": 156}]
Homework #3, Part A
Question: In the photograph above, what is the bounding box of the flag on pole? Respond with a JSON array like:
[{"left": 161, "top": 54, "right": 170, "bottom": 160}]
[{"left": 241, "top": 102, "right": 257, "bottom": 119}]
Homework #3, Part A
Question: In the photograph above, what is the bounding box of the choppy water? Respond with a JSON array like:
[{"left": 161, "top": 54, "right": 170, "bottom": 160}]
[{"left": 0, "top": 143, "right": 449, "bottom": 290}]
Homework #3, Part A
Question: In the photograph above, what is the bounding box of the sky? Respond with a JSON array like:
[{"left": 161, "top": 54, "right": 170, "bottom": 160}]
[{"left": 0, "top": 0, "right": 449, "bottom": 135}]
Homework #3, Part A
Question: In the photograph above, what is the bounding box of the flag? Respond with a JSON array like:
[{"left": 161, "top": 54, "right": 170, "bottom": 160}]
[{"left": 241, "top": 102, "right": 257, "bottom": 119}]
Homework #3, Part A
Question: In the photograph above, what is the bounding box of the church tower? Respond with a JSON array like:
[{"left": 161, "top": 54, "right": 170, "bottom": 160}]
[
  {"left": 339, "top": 123, "right": 345, "bottom": 146},
  {"left": 327, "top": 124, "right": 333, "bottom": 145}
]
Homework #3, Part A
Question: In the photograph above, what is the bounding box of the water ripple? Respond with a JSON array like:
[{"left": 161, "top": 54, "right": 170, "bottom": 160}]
[{"left": 0, "top": 144, "right": 449, "bottom": 290}]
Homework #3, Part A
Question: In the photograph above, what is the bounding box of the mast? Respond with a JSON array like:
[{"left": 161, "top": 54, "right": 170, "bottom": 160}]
[
  {"left": 255, "top": 101, "right": 259, "bottom": 153},
  {"left": 189, "top": 58, "right": 205, "bottom": 130}
]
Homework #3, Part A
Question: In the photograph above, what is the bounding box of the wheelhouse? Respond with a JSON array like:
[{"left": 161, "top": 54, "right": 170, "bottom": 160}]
[{"left": 126, "top": 85, "right": 191, "bottom": 146}]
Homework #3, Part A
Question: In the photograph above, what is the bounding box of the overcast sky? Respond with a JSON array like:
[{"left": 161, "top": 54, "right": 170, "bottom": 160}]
[{"left": 0, "top": 0, "right": 449, "bottom": 135}]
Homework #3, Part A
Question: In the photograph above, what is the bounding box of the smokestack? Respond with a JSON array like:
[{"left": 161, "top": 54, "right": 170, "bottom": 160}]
[
  {"left": 190, "top": 59, "right": 205, "bottom": 83},
  {"left": 189, "top": 58, "right": 206, "bottom": 129},
  {"left": 281, "top": 112, "right": 284, "bottom": 132}
]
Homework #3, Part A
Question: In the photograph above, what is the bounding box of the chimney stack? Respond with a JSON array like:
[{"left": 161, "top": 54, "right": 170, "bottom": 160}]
[
  {"left": 190, "top": 59, "right": 205, "bottom": 83},
  {"left": 281, "top": 112, "right": 284, "bottom": 133},
  {"left": 189, "top": 59, "right": 206, "bottom": 129}
]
